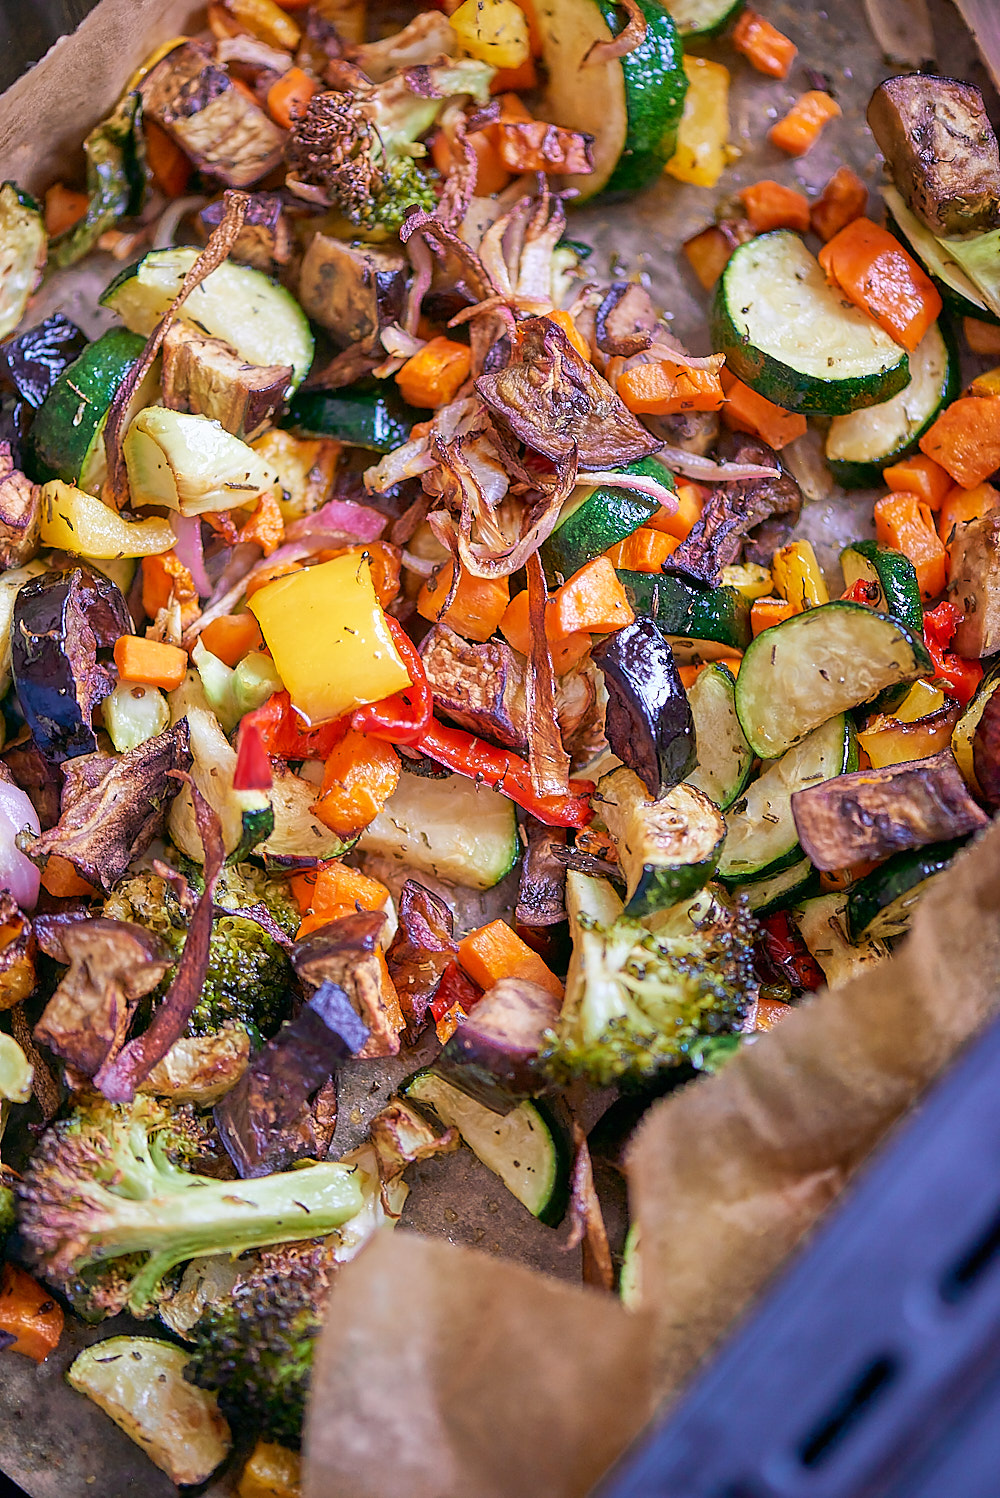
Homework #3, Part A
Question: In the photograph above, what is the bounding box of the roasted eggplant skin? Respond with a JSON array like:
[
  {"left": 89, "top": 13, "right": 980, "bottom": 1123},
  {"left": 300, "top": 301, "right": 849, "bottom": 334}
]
[
  {"left": 0, "top": 314, "right": 87, "bottom": 464},
  {"left": 12, "top": 567, "right": 131, "bottom": 762},
  {"left": 592, "top": 618, "right": 696, "bottom": 799}
]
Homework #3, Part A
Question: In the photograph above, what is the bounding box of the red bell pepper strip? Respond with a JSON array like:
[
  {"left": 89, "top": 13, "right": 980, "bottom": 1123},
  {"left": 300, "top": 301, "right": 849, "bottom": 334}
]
[
  {"left": 841, "top": 578, "right": 880, "bottom": 606},
  {"left": 350, "top": 617, "right": 433, "bottom": 745},
  {"left": 757, "top": 910, "right": 825, "bottom": 992},
  {"left": 233, "top": 719, "right": 274, "bottom": 792},
  {"left": 413, "top": 719, "right": 594, "bottom": 828},
  {"left": 241, "top": 690, "right": 347, "bottom": 760},
  {"left": 922, "top": 601, "right": 983, "bottom": 706},
  {"left": 430, "top": 959, "right": 482, "bottom": 1024}
]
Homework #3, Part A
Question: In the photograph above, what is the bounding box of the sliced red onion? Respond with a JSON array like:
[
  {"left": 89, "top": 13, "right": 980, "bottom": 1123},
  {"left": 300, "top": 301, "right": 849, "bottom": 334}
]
[
  {"left": 171, "top": 514, "right": 213, "bottom": 598},
  {"left": 652, "top": 447, "right": 781, "bottom": 483},
  {"left": 0, "top": 778, "right": 40, "bottom": 910},
  {"left": 583, "top": 469, "right": 679, "bottom": 514},
  {"left": 286, "top": 498, "right": 386, "bottom": 544}
]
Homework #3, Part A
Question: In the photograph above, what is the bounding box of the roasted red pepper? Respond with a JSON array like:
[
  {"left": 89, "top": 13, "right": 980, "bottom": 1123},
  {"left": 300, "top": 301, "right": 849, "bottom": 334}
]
[
  {"left": 413, "top": 719, "right": 594, "bottom": 828},
  {"left": 757, "top": 910, "right": 825, "bottom": 992},
  {"left": 922, "top": 601, "right": 983, "bottom": 706},
  {"left": 241, "top": 690, "right": 348, "bottom": 760},
  {"left": 430, "top": 959, "right": 482, "bottom": 1024},
  {"left": 233, "top": 719, "right": 273, "bottom": 791},
  {"left": 351, "top": 617, "right": 433, "bottom": 745},
  {"left": 841, "top": 578, "right": 880, "bottom": 606}
]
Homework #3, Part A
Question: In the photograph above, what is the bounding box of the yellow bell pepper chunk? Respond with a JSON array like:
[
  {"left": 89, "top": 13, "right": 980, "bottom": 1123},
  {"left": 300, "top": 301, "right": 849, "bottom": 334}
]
[
  {"left": 237, "top": 1439, "right": 301, "bottom": 1498},
  {"left": 249, "top": 555, "right": 411, "bottom": 726},
  {"left": 859, "top": 709, "right": 956, "bottom": 768},
  {"left": 665, "top": 57, "right": 731, "bottom": 189},
  {"left": 227, "top": 0, "right": 301, "bottom": 51},
  {"left": 451, "top": 0, "right": 529, "bottom": 68},
  {"left": 894, "top": 679, "right": 945, "bottom": 723},
  {"left": 719, "top": 562, "right": 773, "bottom": 600},
  {"left": 40, "top": 480, "right": 176, "bottom": 559},
  {"left": 771, "top": 540, "right": 829, "bottom": 612}
]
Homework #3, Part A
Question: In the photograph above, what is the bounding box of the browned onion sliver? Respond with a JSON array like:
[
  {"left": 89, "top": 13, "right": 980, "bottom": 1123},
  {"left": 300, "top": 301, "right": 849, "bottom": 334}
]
[
  {"left": 583, "top": 0, "right": 648, "bottom": 63},
  {"left": 653, "top": 447, "right": 782, "bottom": 482}
]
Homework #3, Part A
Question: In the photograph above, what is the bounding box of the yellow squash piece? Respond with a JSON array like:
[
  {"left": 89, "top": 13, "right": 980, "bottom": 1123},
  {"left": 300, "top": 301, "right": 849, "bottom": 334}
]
[
  {"left": 771, "top": 539, "right": 829, "bottom": 612},
  {"left": 249, "top": 554, "right": 411, "bottom": 725},
  {"left": 227, "top": 0, "right": 301, "bottom": 50},
  {"left": 238, "top": 1439, "right": 301, "bottom": 1498},
  {"left": 451, "top": 0, "right": 528, "bottom": 68},
  {"left": 665, "top": 56, "right": 731, "bottom": 189},
  {"left": 40, "top": 480, "right": 175, "bottom": 559}
]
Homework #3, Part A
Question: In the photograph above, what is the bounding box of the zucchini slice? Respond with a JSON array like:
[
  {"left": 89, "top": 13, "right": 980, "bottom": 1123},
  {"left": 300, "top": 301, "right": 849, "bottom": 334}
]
[
  {"left": 0, "top": 183, "right": 46, "bottom": 342},
  {"left": 712, "top": 231, "right": 911, "bottom": 415},
  {"left": 664, "top": 0, "right": 743, "bottom": 35},
  {"left": 402, "top": 1069, "right": 571, "bottom": 1226},
  {"left": 884, "top": 188, "right": 1000, "bottom": 326},
  {"left": 735, "top": 857, "right": 818, "bottom": 918},
  {"left": 102, "top": 248, "right": 314, "bottom": 390},
  {"left": 684, "top": 663, "right": 754, "bottom": 811},
  {"left": 25, "top": 328, "right": 160, "bottom": 494},
  {"left": 285, "top": 385, "right": 417, "bottom": 454},
  {"left": 840, "top": 541, "right": 925, "bottom": 716},
  {"left": 618, "top": 570, "right": 752, "bottom": 660},
  {"left": 734, "top": 602, "right": 932, "bottom": 760},
  {"left": 537, "top": 0, "right": 688, "bottom": 201},
  {"left": 357, "top": 769, "right": 519, "bottom": 891},
  {"left": 793, "top": 892, "right": 890, "bottom": 990},
  {"left": 718, "top": 714, "right": 856, "bottom": 884},
  {"left": 541, "top": 457, "right": 668, "bottom": 586},
  {"left": 846, "top": 838, "right": 966, "bottom": 943},
  {"left": 952, "top": 663, "right": 1000, "bottom": 795},
  {"left": 598, "top": 766, "right": 725, "bottom": 915},
  {"left": 826, "top": 320, "right": 959, "bottom": 488}
]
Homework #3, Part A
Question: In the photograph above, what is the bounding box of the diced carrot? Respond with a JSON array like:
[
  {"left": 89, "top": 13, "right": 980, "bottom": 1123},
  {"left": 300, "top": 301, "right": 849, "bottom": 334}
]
[
  {"left": 458, "top": 918, "right": 563, "bottom": 999},
  {"left": 683, "top": 224, "right": 738, "bottom": 291},
  {"left": 732, "top": 9, "right": 797, "bottom": 77},
  {"left": 882, "top": 453, "right": 953, "bottom": 511},
  {"left": 647, "top": 480, "right": 706, "bottom": 540},
  {"left": 919, "top": 395, "right": 1000, "bottom": 488},
  {"left": 238, "top": 488, "right": 285, "bottom": 557},
  {"left": 489, "top": 54, "right": 538, "bottom": 92},
  {"left": 605, "top": 527, "right": 680, "bottom": 572},
  {"left": 768, "top": 91, "right": 842, "bottom": 156},
  {"left": 311, "top": 730, "right": 401, "bottom": 839},
  {"left": 493, "top": 90, "right": 533, "bottom": 123},
  {"left": 141, "top": 551, "right": 199, "bottom": 627},
  {"left": 41, "top": 854, "right": 98, "bottom": 900},
  {"left": 143, "top": 120, "right": 192, "bottom": 198},
  {"left": 0, "top": 1263, "right": 64, "bottom": 1362},
  {"left": 230, "top": 76, "right": 263, "bottom": 107},
  {"left": 750, "top": 596, "right": 796, "bottom": 635},
  {"left": 546, "top": 310, "right": 590, "bottom": 362},
  {"left": 755, "top": 996, "right": 794, "bottom": 1030},
  {"left": 720, "top": 370, "right": 807, "bottom": 450},
  {"left": 968, "top": 366, "right": 1000, "bottom": 398},
  {"left": 873, "top": 492, "right": 947, "bottom": 600},
  {"left": 417, "top": 559, "right": 510, "bottom": 643},
  {"left": 818, "top": 217, "right": 941, "bottom": 353},
  {"left": 266, "top": 65, "right": 318, "bottom": 130},
  {"left": 499, "top": 591, "right": 591, "bottom": 673},
  {"left": 963, "top": 317, "right": 1000, "bottom": 357},
  {"left": 937, "top": 482, "right": 1000, "bottom": 546},
  {"left": 199, "top": 612, "right": 264, "bottom": 667},
  {"left": 678, "top": 655, "right": 742, "bottom": 688},
  {"left": 493, "top": 119, "right": 592, "bottom": 175},
  {"left": 244, "top": 559, "right": 303, "bottom": 601},
  {"left": 431, "top": 123, "right": 512, "bottom": 196},
  {"left": 321, "top": 542, "right": 401, "bottom": 608},
  {"left": 738, "top": 179, "right": 810, "bottom": 234},
  {"left": 809, "top": 166, "right": 868, "bottom": 242},
  {"left": 291, "top": 860, "right": 390, "bottom": 940},
  {"left": 550, "top": 557, "right": 634, "bottom": 637},
  {"left": 43, "top": 183, "right": 89, "bottom": 237},
  {"left": 396, "top": 337, "right": 472, "bottom": 409},
  {"left": 114, "top": 634, "right": 189, "bottom": 691},
  {"left": 617, "top": 359, "right": 725, "bottom": 416}
]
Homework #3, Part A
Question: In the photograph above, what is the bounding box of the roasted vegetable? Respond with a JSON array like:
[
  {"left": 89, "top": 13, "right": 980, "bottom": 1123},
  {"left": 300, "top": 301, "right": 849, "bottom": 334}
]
[
  {"left": 296, "top": 235, "right": 407, "bottom": 352},
  {"left": 200, "top": 191, "right": 292, "bottom": 274},
  {"left": 420, "top": 625, "right": 528, "bottom": 751},
  {"left": 947, "top": 510, "right": 1000, "bottom": 658},
  {"left": 592, "top": 618, "right": 695, "bottom": 798},
  {"left": 0, "top": 442, "right": 39, "bottom": 568},
  {"left": 292, "top": 911, "right": 402, "bottom": 1059},
  {"left": 0, "top": 184, "right": 47, "bottom": 339},
  {"left": 124, "top": 407, "right": 278, "bottom": 516},
  {"left": 437, "top": 976, "right": 562, "bottom": 1108},
  {"left": 0, "top": 313, "right": 86, "bottom": 463},
  {"left": 48, "top": 95, "right": 147, "bottom": 267},
  {"left": 161, "top": 323, "right": 293, "bottom": 443}
]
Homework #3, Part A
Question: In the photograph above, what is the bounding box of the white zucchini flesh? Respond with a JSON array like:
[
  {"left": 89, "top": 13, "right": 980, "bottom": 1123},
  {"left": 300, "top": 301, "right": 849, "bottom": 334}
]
[
  {"left": 826, "top": 321, "right": 951, "bottom": 464},
  {"left": 358, "top": 770, "right": 519, "bottom": 890},
  {"left": 535, "top": 0, "right": 628, "bottom": 197},
  {"left": 793, "top": 893, "right": 890, "bottom": 990}
]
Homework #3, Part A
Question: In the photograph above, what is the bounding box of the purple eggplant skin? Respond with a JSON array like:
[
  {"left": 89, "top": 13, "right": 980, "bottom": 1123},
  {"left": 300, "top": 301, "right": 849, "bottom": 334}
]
[
  {"left": 12, "top": 567, "right": 131, "bottom": 762},
  {"left": 0, "top": 314, "right": 87, "bottom": 410},
  {"left": 436, "top": 976, "right": 562, "bottom": 1113},
  {"left": 592, "top": 618, "right": 696, "bottom": 799}
]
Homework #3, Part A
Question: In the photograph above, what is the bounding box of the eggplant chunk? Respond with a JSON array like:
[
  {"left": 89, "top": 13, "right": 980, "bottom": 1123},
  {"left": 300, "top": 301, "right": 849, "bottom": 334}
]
[
  {"left": 139, "top": 41, "right": 283, "bottom": 188},
  {"left": 972, "top": 688, "right": 1000, "bottom": 809},
  {"left": 517, "top": 818, "right": 567, "bottom": 928},
  {"left": 297, "top": 234, "right": 407, "bottom": 350},
  {"left": 200, "top": 191, "right": 292, "bottom": 274},
  {"left": 438, "top": 976, "right": 562, "bottom": 1107},
  {"left": 161, "top": 324, "right": 293, "bottom": 442},
  {"left": 420, "top": 624, "right": 527, "bottom": 751},
  {"left": 292, "top": 910, "right": 400, "bottom": 1059},
  {"left": 867, "top": 75, "right": 1000, "bottom": 237},
  {"left": 790, "top": 750, "right": 987, "bottom": 870},
  {"left": 947, "top": 511, "right": 1000, "bottom": 658},
  {"left": 592, "top": 618, "right": 695, "bottom": 798},
  {"left": 0, "top": 441, "right": 39, "bottom": 568},
  {"left": 666, "top": 431, "right": 801, "bottom": 583}
]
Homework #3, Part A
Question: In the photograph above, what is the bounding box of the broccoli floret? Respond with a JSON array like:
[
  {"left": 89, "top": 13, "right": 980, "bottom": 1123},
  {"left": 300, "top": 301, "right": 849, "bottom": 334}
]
[
  {"left": 16, "top": 1096, "right": 365, "bottom": 1317},
  {"left": 286, "top": 62, "right": 491, "bottom": 231},
  {"left": 541, "top": 897, "right": 757, "bottom": 1088},
  {"left": 215, "top": 861, "right": 301, "bottom": 940}
]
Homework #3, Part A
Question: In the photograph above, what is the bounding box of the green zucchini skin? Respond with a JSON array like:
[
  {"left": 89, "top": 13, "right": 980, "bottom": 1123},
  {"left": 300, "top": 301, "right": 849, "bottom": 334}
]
[
  {"left": 0, "top": 182, "right": 46, "bottom": 343},
  {"left": 839, "top": 541, "right": 926, "bottom": 716},
  {"left": 665, "top": 0, "right": 744, "bottom": 36},
  {"left": 600, "top": 769, "right": 726, "bottom": 916},
  {"left": 735, "top": 857, "right": 820, "bottom": 918},
  {"left": 684, "top": 663, "right": 754, "bottom": 812},
  {"left": 597, "top": 0, "right": 688, "bottom": 199},
  {"left": 618, "top": 571, "right": 752, "bottom": 658},
  {"left": 24, "top": 328, "right": 146, "bottom": 487},
  {"left": 846, "top": 838, "right": 967, "bottom": 943},
  {"left": 884, "top": 192, "right": 1000, "bottom": 327},
  {"left": 541, "top": 457, "right": 670, "bottom": 586},
  {"left": 284, "top": 386, "right": 417, "bottom": 454}
]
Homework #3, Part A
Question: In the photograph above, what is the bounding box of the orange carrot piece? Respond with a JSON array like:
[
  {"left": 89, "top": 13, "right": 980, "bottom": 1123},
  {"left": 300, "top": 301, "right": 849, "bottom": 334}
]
[
  {"left": 818, "top": 217, "right": 941, "bottom": 353},
  {"left": 244, "top": 559, "right": 303, "bottom": 601},
  {"left": 41, "top": 854, "right": 98, "bottom": 899},
  {"left": 647, "top": 480, "right": 706, "bottom": 539},
  {"left": 810, "top": 165, "right": 868, "bottom": 242},
  {"left": 199, "top": 612, "right": 264, "bottom": 667},
  {"left": 489, "top": 55, "right": 538, "bottom": 93},
  {"left": 43, "top": 183, "right": 89, "bottom": 237},
  {"left": 755, "top": 996, "right": 793, "bottom": 1031},
  {"left": 882, "top": 453, "right": 953, "bottom": 510},
  {"left": 499, "top": 591, "right": 591, "bottom": 673},
  {"left": 113, "top": 635, "right": 189, "bottom": 691},
  {"left": 919, "top": 395, "right": 1000, "bottom": 488},
  {"left": 320, "top": 542, "right": 401, "bottom": 608},
  {"left": 141, "top": 551, "right": 199, "bottom": 626},
  {"left": 546, "top": 310, "right": 590, "bottom": 362},
  {"left": 311, "top": 730, "right": 400, "bottom": 838},
  {"left": 143, "top": 120, "right": 192, "bottom": 197},
  {"left": 937, "top": 482, "right": 1000, "bottom": 546},
  {"left": 396, "top": 337, "right": 471, "bottom": 409},
  {"left": 291, "top": 861, "right": 390, "bottom": 940},
  {"left": 458, "top": 919, "right": 563, "bottom": 999},
  {"left": 963, "top": 317, "right": 1000, "bottom": 357},
  {"left": 431, "top": 123, "right": 512, "bottom": 196},
  {"left": 750, "top": 596, "right": 796, "bottom": 636},
  {"left": 738, "top": 179, "right": 810, "bottom": 234},
  {"left": 678, "top": 656, "right": 742, "bottom": 688},
  {"left": 0, "top": 1263, "right": 64, "bottom": 1362},
  {"left": 721, "top": 370, "right": 807, "bottom": 450},
  {"left": 617, "top": 359, "right": 725, "bottom": 416},
  {"left": 732, "top": 9, "right": 797, "bottom": 77},
  {"left": 605, "top": 527, "right": 680, "bottom": 572},
  {"left": 873, "top": 492, "right": 947, "bottom": 599},
  {"left": 417, "top": 559, "right": 510, "bottom": 642},
  {"left": 266, "top": 65, "right": 318, "bottom": 129},
  {"left": 768, "top": 90, "right": 842, "bottom": 156},
  {"left": 550, "top": 557, "right": 635, "bottom": 636},
  {"left": 683, "top": 224, "right": 738, "bottom": 291},
  {"left": 238, "top": 488, "right": 285, "bottom": 557}
]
